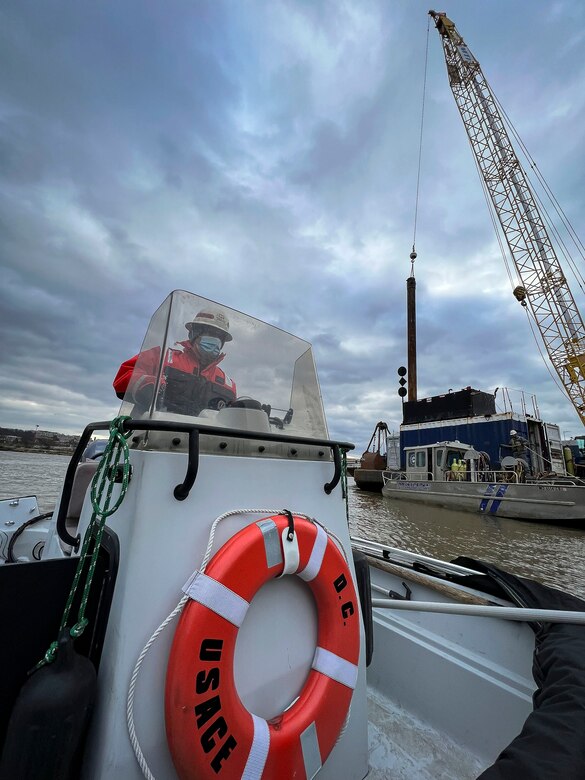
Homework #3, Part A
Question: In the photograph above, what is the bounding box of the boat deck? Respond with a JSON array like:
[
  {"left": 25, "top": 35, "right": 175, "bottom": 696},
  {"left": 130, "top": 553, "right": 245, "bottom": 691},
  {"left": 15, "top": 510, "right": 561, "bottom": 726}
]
[{"left": 367, "top": 687, "right": 485, "bottom": 779}]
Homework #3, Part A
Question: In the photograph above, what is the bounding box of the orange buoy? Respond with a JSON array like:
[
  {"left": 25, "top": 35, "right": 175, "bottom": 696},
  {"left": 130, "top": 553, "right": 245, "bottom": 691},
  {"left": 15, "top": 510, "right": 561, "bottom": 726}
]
[{"left": 165, "top": 513, "right": 360, "bottom": 779}]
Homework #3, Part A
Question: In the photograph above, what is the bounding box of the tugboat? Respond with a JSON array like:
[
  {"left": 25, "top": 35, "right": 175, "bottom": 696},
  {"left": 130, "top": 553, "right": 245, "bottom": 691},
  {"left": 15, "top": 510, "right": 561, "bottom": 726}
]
[{"left": 2, "top": 290, "right": 585, "bottom": 779}]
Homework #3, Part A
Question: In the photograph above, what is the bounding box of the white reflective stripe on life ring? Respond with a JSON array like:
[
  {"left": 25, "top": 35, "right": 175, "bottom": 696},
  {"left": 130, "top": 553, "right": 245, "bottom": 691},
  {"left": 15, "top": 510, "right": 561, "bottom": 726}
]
[
  {"left": 300, "top": 721, "right": 322, "bottom": 780},
  {"left": 297, "top": 524, "right": 328, "bottom": 581},
  {"left": 312, "top": 646, "right": 359, "bottom": 689},
  {"left": 241, "top": 714, "right": 270, "bottom": 780},
  {"left": 256, "top": 518, "right": 284, "bottom": 569},
  {"left": 182, "top": 570, "right": 249, "bottom": 627}
]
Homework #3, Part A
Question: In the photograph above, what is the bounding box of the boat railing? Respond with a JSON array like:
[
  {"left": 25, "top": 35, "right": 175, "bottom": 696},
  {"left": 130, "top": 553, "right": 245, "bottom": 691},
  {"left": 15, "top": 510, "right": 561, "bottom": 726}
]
[
  {"left": 382, "top": 469, "right": 520, "bottom": 485},
  {"left": 55, "top": 418, "right": 355, "bottom": 549},
  {"left": 448, "top": 469, "right": 520, "bottom": 484},
  {"left": 527, "top": 474, "right": 585, "bottom": 487},
  {"left": 382, "top": 470, "right": 434, "bottom": 483}
]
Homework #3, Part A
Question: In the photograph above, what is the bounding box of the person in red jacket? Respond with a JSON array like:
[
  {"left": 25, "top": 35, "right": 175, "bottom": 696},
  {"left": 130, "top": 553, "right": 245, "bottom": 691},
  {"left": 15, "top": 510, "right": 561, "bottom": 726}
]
[{"left": 113, "top": 309, "right": 237, "bottom": 414}]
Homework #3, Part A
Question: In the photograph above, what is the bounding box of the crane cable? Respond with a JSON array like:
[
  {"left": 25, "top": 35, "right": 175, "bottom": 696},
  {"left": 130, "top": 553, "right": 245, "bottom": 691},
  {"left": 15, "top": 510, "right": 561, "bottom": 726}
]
[
  {"left": 411, "top": 14, "right": 431, "bottom": 269},
  {"left": 471, "top": 150, "right": 516, "bottom": 288},
  {"left": 524, "top": 307, "right": 569, "bottom": 402},
  {"left": 460, "top": 66, "right": 583, "bottom": 406},
  {"left": 469, "top": 126, "right": 570, "bottom": 404},
  {"left": 428, "top": 27, "right": 564, "bottom": 404},
  {"left": 493, "top": 93, "right": 585, "bottom": 293}
]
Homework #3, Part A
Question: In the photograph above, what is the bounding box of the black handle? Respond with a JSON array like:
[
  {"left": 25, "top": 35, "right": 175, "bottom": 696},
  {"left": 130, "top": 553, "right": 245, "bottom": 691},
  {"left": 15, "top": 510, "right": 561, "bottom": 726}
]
[
  {"left": 173, "top": 429, "right": 200, "bottom": 500},
  {"left": 324, "top": 445, "right": 342, "bottom": 494}
]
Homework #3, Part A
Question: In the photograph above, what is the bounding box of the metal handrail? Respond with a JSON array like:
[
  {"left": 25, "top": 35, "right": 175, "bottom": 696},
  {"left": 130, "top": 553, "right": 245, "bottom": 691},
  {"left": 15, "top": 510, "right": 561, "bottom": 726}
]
[
  {"left": 371, "top": 595, "right": 585, "bottom": 625},
  {"left": 56, "top": 418, "right": 354, "bottom": 547},
  {"left": 382, "top": 468, "right": 520, "bottom": 485}
]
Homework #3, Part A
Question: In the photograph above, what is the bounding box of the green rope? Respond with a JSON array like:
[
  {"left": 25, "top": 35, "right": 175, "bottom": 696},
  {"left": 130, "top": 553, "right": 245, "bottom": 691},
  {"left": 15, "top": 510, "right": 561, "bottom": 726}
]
[{"left": 35, "top": 416, "right": 133, "bottom": 669}]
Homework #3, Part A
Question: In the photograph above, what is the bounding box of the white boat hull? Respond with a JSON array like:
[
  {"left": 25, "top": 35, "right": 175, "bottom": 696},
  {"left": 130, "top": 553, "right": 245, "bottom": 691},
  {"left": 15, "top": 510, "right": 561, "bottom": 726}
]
[
  {"left": 382, "top": 477, "right": 585, "bottom": 524},
  {"left": 67, "top": 449, "right": 370, "bottom": 780}
]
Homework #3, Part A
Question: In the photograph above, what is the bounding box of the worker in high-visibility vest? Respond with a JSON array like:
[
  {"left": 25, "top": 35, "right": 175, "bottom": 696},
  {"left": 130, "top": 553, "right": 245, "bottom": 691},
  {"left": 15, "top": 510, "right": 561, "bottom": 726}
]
[{"left": 450, "top": 458, "right": 466, "bottom": 481}]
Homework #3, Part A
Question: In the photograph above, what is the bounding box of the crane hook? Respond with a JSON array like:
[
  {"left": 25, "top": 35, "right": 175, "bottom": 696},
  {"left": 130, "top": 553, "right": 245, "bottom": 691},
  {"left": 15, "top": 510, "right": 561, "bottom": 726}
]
[{"left": 513, "top": 285, "right": 528, "bottom": 307}]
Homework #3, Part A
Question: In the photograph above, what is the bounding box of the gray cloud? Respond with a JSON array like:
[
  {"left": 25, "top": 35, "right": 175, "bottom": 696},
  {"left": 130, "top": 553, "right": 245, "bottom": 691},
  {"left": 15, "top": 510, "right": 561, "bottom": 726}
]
[{"left": 1, "top": 0, "right": 584, "bottom": 454}]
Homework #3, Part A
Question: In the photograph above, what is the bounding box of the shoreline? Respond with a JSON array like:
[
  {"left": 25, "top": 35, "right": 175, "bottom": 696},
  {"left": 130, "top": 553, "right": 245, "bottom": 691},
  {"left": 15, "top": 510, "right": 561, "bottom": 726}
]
[{"left": 0, "top": 446, "right": 75, "bottom": 457}]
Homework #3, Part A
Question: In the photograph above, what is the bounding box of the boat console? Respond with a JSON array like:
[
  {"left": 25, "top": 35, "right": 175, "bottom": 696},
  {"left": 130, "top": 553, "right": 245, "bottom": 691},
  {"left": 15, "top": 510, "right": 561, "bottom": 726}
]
[{"left": 36, "top": 291, "right": 367, "bottom": 780}]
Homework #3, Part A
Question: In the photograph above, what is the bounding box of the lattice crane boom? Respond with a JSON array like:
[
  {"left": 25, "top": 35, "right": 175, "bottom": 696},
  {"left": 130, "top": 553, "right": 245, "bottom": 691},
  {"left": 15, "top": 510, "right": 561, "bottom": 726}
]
[{"left": 430, "top": 10, "right": 585, "bottom": 425}]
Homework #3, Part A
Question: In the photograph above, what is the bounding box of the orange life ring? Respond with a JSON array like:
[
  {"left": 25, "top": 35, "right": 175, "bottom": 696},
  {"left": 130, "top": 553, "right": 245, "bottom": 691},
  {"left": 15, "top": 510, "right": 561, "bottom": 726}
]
[{"left": 165, "top": 513, "right": 360, "bottom": 779}]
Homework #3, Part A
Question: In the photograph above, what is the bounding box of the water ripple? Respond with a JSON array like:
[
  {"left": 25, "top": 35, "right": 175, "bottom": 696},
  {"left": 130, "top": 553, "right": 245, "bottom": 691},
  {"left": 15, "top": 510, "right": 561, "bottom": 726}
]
[{"left": 349, "top": 482, "right": 585, "bottom": 599}]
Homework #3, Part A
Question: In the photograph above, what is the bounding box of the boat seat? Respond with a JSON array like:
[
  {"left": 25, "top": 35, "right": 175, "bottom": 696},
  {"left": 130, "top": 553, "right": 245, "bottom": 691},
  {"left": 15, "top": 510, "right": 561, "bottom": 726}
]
[{"left": 65, "top": 461, "right": 99, "bottom": 534}]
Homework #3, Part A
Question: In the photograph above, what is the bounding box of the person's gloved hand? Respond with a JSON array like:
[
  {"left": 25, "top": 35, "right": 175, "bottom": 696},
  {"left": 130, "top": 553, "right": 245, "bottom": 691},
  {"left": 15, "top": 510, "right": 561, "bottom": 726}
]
[{"left": 132, "top": 381, "right": 155, "bottom": 407}]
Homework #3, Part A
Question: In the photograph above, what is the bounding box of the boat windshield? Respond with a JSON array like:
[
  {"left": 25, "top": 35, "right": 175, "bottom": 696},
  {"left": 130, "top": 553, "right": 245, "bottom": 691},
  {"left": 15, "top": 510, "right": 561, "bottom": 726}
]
[{"left": 117, "top": 290, "right": 328, "bottom": 442}]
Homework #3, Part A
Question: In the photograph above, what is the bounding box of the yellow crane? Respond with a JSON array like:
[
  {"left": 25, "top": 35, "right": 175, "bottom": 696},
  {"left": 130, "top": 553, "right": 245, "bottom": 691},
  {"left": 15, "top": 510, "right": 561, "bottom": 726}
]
[{"left": 430, "top": 10, "right": 585, "bottom": 425}]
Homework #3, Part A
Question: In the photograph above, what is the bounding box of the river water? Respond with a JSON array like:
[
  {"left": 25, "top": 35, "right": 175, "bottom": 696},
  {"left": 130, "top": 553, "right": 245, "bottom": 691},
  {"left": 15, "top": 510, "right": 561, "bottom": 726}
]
[
  {"left": 0, "top": 452, "right": 70, "bottom": 513},
  {"left": 2, "top": 451, "right": 585, "bottom": 598}
]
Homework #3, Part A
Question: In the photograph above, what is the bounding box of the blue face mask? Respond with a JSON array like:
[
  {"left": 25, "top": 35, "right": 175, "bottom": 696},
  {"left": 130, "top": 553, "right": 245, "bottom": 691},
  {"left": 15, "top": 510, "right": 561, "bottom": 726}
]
[{"left": 198, "top": 335, "right": 222, "bottom": 358}]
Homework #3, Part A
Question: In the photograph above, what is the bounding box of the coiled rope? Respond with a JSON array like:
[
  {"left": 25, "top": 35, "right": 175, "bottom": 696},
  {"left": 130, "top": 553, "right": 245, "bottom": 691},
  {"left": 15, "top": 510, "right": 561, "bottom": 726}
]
[{"left": 35, "top": 416, "right": 133, "bottom": 670}]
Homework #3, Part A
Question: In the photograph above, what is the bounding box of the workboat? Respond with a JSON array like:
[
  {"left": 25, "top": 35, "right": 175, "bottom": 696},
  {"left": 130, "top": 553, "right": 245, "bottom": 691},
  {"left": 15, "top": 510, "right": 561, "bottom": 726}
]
[
  {"left": 382, "top": 438, "right": 585, "bottom": 526},
  {"left": 2, "top": 290, "right": 585, "bottom": 779},
  {"left": 380, "top": 386, "right": 585, "bottom": 526}
]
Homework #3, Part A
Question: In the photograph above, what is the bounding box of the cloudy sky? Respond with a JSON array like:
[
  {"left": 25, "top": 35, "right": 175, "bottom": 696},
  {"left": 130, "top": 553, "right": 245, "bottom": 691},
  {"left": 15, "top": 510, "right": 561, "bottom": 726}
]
[{"left": 1, "top": 0, "right": 585, "bottom": 453}]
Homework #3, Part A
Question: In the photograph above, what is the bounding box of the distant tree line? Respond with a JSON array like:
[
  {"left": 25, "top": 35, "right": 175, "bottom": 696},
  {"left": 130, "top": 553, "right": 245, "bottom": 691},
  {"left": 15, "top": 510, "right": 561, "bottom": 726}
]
[{"left": 0, "top": 427, "right": 79, "bottom": 451}]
